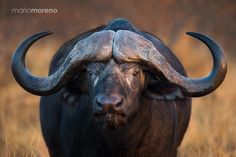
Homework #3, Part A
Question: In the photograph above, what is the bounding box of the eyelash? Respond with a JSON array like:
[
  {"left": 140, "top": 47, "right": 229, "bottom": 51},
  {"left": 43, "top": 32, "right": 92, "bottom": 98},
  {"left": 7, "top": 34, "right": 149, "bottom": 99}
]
[
  {"left": 132, "top": 70, "right": 140, "bottom": 76},
  {"left": 87, "top": 71, "right": 95, "bottom": 76}
]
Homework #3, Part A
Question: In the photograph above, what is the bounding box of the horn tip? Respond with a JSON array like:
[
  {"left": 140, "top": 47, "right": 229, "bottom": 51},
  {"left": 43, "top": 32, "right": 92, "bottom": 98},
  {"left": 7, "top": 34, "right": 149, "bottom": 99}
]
[
  {"left": 35, "top": 31, "right": 54, "bottom": 37},
  {"left": 29, "top": 31, "right": 54, "bottom": 39},
  {"left": 186, "top": 32, "right": 211, "bottom": 42},
  {"left": 186, "top": 32, "right": 199, "bottom": 36},
  {"left": 186, "top": 32, "right": 209, "bottom": 39},
  {"left": 42, "top": 31, "right": 54, "bottom": 35}
]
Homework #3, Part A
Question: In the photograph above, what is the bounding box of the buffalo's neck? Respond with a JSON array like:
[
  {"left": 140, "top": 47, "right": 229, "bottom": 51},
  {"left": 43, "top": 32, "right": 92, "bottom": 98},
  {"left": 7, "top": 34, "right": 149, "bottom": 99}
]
[{"left": 101, "top": 101, "right": 151, "bottom": 155}]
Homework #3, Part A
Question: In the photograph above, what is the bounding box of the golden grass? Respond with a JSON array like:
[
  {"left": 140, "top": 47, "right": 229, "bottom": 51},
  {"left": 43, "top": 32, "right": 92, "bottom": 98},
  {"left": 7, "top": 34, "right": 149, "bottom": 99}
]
[
  {"left": 0, "top": 43, "right": 235, "bottom": 157},
  {"left": 0, "top": 83, "right": 49, "bottom": 157},
  {"left": 178, "top": 61, "right": 236, "bottom": 157},
  {"left": 1, "top": 0, "right": 235, "bottom": 156}
]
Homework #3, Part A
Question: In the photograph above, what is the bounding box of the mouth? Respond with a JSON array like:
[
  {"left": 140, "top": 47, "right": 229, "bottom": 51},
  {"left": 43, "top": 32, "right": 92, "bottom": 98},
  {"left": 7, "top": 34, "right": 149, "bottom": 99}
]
[{"left": 94, "top": 112, "right": 127, "bottom": 130}]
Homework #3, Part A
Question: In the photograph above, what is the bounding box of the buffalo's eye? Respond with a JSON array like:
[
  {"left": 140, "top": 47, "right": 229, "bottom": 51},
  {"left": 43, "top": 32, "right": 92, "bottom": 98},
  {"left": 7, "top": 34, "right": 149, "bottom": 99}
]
[
  {"left": 87, "top": 70, "right": 96, "bottom": 76},
  {"left": 132, "top": 69, "right": 140, "bottom": 76},
  {"left": 86, "top": 62, "right": 104, "bottom": 79},
  {"left": 125, "top": 67, "right": 141, "bottom": 77},
  {"left": 124, "top": 67, "right": 142, "bottom": 89},
  {"left": 86, "top": 70, "right": 98, "bottom": 79},
  {"left": 86, "top": 69, "right": 100, "bottom": 88}
]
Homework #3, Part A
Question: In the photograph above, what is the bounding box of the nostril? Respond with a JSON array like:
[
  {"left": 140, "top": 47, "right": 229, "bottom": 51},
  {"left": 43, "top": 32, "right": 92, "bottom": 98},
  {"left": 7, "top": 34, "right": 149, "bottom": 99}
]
[
  {"left": 110, "top": 95, "right": 123, "bottom": 107},
  {"left": 115, "top": 99, "right": 123, "bottom": 107},
  {"left": 96, "top": 96, "right": 105, "bottom": 107}
]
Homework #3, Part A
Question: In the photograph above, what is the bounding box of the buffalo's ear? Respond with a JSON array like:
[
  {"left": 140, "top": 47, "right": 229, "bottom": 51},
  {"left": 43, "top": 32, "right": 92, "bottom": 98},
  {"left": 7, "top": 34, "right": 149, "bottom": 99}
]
[
  {"left": 145, "top": 81, "right": 184, "bottom": 100},
  {"left": 144, "top": 73, "right": 184, "bottom": 100}
]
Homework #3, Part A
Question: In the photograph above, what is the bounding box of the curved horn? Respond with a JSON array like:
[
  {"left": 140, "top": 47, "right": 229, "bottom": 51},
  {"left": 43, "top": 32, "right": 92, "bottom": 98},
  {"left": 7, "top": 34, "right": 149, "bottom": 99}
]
[
  {"left": 113, "top": 30, "right": 227, "bottom": 97},
  {"left": 11, "top": 31, "right": 115, "bottom": 96}
]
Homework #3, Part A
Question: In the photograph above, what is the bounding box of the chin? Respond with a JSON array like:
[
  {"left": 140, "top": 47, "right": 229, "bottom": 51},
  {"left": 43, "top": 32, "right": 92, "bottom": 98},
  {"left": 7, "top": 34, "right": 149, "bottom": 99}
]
[{"left": 94, "top": 113, "right": 128, "bottom": 130}]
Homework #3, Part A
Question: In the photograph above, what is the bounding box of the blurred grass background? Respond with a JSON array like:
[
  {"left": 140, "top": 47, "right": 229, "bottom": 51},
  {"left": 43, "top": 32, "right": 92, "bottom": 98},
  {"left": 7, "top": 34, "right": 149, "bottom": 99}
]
[{"left": 0, "top": 0, "right": 236, "bottom": 156}]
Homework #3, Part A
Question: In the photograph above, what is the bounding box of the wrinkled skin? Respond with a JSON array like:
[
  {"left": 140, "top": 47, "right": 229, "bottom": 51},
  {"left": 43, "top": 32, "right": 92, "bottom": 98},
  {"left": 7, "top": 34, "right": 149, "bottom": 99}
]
[{"left": 40, "top": 27, "right": 191, "bottom": 157}]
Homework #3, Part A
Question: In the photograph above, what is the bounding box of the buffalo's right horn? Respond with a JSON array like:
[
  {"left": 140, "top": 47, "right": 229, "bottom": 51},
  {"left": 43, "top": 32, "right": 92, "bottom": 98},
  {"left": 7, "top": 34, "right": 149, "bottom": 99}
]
[
  {"left": 113, "top": 30, "right": 227, "bottom": 97},
  {"left": 11, "top": 31, "right": 115, "bottom": 96}
]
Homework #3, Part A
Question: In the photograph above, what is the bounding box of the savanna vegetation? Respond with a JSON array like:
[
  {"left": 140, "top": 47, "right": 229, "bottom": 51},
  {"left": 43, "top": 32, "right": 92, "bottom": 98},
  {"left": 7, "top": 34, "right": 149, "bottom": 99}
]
[{"left": 0, "top": 0, "right": 235, "bottom": 156}]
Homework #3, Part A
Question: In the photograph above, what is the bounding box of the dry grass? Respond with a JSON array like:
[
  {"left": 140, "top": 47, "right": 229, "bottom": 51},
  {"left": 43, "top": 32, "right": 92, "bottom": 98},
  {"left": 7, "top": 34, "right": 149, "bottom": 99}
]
[
  {"left": 0, "top": 0, "right": 235, "bottom": 156},
  {"left": 0, "top": 44, "right": 235, "bottom": 157},
  {"left": 179, "top": 62, "right": 236, "bottom": 157},
  {"left": 0, "top": 82, "right": 49, "bottom": 157}
]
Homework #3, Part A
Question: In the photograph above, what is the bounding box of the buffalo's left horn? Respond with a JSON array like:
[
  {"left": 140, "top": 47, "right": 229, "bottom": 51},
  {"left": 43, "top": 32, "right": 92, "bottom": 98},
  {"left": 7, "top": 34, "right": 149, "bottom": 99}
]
[
  {"left": 113, "top": 30, "right": 227, "bottom": 97},
  {"left": 11, "top": 31, "right": 115, "bottom": 96}
]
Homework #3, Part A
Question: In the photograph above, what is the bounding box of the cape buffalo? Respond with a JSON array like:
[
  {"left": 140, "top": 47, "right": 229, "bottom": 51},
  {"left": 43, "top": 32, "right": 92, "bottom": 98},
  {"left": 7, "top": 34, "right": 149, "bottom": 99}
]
[{"left": 11, "top": 18, "right": 227, "bottom": 157}]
